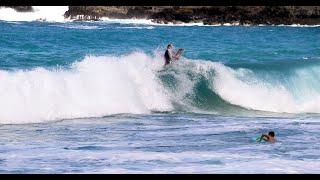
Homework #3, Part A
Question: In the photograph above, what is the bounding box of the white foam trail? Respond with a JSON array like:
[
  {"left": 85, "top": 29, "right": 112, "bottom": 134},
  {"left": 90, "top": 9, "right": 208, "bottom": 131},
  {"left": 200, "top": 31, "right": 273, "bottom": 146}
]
[
  {"left": 276, "top": 24, "right": 320, "bottom": 27},
  {"left": 222, "top": 22, "right": 240, "bottom": 26},
  {"left": 100, "top": 17, "right": 155, "bottom": 25},
  {"left": 117, "top": 26, "right": 155, "bottom": 29},
  {"left": 0, "top": 52, "right": 172, "bottom": 124},
  {"left": 0, "top": 6, "right": 69, "bottom": 22},
  {"left": 51, "top": 24, "right": 101, "bottom": 30},
  {"left": 99, "top": 17, "right": 215, "bottom": 26},
  {"left": 95, "top": 18, "right": 320, "bottom": 27},
  {"left": 99, "top": 18, "right": 320, "bottom": 27}
]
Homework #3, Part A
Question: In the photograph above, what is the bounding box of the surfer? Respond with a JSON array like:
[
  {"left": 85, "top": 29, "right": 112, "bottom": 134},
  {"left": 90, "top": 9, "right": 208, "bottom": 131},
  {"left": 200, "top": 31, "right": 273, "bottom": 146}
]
[
  {"left": 257, "top": 131, "right": 275, "bottom": 143},
  {"left": 164, "top": 44, "right": 178, "bottom": 66}
]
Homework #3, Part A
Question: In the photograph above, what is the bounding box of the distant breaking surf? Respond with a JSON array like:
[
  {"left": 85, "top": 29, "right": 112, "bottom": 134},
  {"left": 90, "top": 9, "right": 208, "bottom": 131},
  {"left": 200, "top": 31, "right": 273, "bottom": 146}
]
[{"left": 0, "top": 6, "right": 70, "bottom": 22}]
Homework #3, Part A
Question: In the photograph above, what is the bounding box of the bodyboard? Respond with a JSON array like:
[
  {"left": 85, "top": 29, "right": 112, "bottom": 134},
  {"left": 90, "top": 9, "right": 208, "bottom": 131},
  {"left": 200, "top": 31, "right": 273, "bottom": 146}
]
[
  {"left": 252, "top": 136, "right": 267, "bottom": 143},
  {"left": 175, "top": 49, "right": 184, "bottom": 60}
]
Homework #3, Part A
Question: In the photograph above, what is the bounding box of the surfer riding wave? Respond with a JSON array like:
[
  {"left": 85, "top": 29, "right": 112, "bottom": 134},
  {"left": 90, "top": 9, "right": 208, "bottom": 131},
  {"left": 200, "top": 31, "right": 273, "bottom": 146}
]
[{"left": 164, "top": 44, "right": 183, "bottom": 66}]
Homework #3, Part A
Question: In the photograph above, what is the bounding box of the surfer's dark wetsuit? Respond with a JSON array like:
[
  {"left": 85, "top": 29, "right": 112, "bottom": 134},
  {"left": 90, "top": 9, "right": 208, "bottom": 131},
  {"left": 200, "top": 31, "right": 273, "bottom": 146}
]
[{"left": 164, "top": 49, "right": 173, "bottom": 65}]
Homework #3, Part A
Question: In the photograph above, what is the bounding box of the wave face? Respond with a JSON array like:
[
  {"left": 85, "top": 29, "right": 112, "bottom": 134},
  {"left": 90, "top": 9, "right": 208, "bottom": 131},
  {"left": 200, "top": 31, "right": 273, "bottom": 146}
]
[
  {"left": 160, "top": 57, "right": 320, "bottom": 115},
  {"left": 1, "top": 52, "right": 320, "bottom": 124},
  {"left": 0, "top": 6, "right": 69, "bottom": 22}
]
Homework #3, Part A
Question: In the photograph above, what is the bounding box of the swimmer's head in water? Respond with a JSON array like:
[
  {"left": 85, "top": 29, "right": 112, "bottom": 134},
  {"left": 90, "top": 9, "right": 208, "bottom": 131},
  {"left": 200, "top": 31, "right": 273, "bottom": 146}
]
[
  {"left": 268, "top": 131, "right": 275, "bottom": 137},
  {"left": 167, "top": 44, "right": 173, "bottom": 49}
]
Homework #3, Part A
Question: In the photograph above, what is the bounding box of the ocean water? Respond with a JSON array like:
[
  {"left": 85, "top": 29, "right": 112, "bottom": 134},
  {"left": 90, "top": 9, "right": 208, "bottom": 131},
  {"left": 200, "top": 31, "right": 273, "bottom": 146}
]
[{"left": 0, "top": 7, "right": 320, "bottom": 173}]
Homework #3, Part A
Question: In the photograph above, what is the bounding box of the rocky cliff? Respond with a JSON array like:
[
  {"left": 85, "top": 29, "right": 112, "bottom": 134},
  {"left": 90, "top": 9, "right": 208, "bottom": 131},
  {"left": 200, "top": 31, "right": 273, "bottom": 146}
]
[
  {"left": 64, "top": 6, "right": 320, "bottom": 25},
  {"left": 2, "top": 6, "right": 320, "bottom": 25}
]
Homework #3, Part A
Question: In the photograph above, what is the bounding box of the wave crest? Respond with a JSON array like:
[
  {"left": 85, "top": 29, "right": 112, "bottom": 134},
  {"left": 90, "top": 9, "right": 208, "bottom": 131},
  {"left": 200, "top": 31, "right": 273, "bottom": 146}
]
[
  {"left": 1, "top": 51, "right": 320, "bottom": 124},
  {"left": 0, "top": 52, "right": 172, "bottom": 124}
]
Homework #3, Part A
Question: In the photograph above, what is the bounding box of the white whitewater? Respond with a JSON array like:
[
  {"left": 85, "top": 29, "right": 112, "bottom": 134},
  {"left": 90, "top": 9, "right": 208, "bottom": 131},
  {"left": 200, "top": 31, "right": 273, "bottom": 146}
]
[
  {"left": 0, "top": 6, "right": 69, "bottom": 22},
  {"left": 0, "top": 52, "right": 172, "bottom": 124}
]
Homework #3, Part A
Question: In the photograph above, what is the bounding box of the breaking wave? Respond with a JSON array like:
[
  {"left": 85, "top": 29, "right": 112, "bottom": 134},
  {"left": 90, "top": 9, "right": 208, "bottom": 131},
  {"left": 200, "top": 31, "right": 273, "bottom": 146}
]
[
  {"left": 1, "top": 51, "right": 320, "bottom": 124},
  {"left": 0, "top": 6, "right": 69, "bottom": 22}
]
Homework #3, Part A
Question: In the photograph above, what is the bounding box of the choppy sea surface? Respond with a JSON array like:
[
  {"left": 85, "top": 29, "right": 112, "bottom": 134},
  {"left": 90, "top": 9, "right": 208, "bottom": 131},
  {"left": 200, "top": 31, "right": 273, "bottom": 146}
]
[{"left": 0, "top": 7, "right": 320, "bottom": 173}]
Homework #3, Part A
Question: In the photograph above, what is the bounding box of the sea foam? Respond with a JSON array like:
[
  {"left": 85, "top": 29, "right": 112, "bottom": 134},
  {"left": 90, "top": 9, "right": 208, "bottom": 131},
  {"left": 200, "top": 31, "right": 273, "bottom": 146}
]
[
  {"left": 0, "top": 52, "right": 172, "bottom": 124},
  {"left": 0, "top": 6, "right": 69, "bottom": 22}
]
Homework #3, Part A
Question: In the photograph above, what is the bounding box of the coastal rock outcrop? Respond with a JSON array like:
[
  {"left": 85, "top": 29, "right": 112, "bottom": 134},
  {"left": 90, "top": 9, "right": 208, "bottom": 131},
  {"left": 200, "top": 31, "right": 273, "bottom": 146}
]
[
  {"left": 64, "top": 6, "right": 320, "bottom": 25},
  {"left": 2, "top": 6, "right": 320, "bottom": 25}
]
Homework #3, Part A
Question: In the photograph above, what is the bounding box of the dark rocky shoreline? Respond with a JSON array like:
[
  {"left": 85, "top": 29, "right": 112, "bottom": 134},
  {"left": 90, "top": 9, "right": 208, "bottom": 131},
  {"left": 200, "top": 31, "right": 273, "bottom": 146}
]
[
  {"left": 64, "top": 6, "right": 320, "bottom": 25},
  {"left": 2, "top": 6, "right": 320, "bottom": 25}
]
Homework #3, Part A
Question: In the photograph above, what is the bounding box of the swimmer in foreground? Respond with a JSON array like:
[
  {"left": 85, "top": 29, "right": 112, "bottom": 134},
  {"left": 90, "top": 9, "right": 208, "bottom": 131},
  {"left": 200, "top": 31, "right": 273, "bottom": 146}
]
[{"left": 257, "top": 131, "right": 275, "bottom": 143}]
